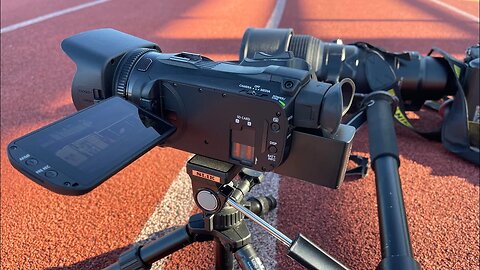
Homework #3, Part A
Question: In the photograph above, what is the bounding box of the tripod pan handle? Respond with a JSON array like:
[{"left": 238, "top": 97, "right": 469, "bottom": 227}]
[{"left": 287, "top": 234, "right": 348, "bottom": 270}]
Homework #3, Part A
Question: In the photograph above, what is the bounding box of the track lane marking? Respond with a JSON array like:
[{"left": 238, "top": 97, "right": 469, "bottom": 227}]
[
  {"left": 134, "top": 166, "right": 195, "bottom": 269},
  {"left": 428, "top": 0, "right": 479, "bottom": 23},
  {"left": 0, "top": 0, "right": 111, "bottom": 34},
  {"left": 266, "top": 0, "right": 287, "bottom": 29}
]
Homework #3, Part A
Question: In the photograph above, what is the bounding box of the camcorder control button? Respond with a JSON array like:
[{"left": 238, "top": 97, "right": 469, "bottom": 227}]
[
  {"left": 44, "top": 170, "right": 58, "bottom": 178},
  {"left": 271, "top": 122, "right": 280, "bottom": 132},
  {"left": 25, "top": 158, "right": 38, "bottom": 166},
  {"left": 246, "top": 90, "right": 269, "bottom": 97},
  {"left": 268, "top": 145, "right": 278, "bottom": 154},
  {"left": 137, "top": 57, "right": 153, "bottom": 72},
  {"left": 93, "top": 89, "right": 104, "bottom": 100},
  {"left": 281, "top": 80, "right": 298, "bottom": 96}
]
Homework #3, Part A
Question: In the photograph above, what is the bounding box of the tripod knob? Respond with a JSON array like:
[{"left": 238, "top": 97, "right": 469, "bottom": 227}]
[
  {"left": 213, "top": 205, "right": 244, "bottom": 230},
  {"left": 247, "top": 196, "right": 277, "bottom": 217},
  {"left": 196, "top": 189, "right": 220, "bottom": 212}
]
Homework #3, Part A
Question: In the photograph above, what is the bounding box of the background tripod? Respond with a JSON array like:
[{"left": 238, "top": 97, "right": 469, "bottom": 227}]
[{"left": 104, "top": 155, "right": 348, "bottom": 270}]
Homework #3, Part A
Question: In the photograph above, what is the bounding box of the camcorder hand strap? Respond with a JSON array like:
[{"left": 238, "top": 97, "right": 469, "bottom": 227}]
[{"left": 427, "top": 47, "right": 479, "bottom": 165}]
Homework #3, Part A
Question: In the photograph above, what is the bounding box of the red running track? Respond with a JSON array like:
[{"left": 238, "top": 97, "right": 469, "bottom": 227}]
[{"left": 1, "top": 0, "right": 478, "bottom": 269}]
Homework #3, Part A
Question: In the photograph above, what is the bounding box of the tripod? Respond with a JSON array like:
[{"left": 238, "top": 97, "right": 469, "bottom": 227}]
[{"left": 104, "top": 155, "right": 348, "bottom": 270}]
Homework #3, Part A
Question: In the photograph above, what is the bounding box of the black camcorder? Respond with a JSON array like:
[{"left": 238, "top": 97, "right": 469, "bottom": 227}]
[{"left": 8, "top": 28, "right": 355, "bottom": 195}]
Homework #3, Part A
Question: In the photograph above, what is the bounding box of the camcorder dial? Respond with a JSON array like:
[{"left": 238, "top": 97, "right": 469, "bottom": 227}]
[{"left": 114, "top": 48, "right": 157, "bottom": 99}]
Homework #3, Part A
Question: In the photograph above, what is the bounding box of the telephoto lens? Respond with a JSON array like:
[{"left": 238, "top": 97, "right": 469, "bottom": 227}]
[{"left": 240, "top": 28, "right": 454, "bottom": 110}]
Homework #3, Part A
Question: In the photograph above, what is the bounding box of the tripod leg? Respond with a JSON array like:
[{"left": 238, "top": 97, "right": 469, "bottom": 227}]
[
  {"left": 215, "top": 239, "right": 234, "bottom": 270},
  {"left": 103, "top": 226, "right": 195, "bottom": 270},
  {"left": 234, "top": 243, "right": 265, "bottom": 270}
]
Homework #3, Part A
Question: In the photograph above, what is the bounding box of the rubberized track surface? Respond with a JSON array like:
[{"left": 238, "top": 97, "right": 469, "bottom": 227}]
[{"left": 1, "top": 0, "right": 478, "bottom": 269}]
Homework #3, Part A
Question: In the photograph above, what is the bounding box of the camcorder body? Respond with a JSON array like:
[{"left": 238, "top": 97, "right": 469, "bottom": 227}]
[{"left": 8, "top": 28, "right": 355, "bottom": 195}]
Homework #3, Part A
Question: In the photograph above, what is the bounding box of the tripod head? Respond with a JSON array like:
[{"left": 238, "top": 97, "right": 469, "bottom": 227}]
[
  {"left": 104, "top": 154, "right": 349, "bottom": 270},
  {"left": 187, "top": 155, "right": 348, "bottom": 270}
]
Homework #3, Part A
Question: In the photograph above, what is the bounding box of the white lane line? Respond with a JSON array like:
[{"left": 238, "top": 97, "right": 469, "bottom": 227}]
[
  {"left": 244, "top": 172, "right": 281, "bottom": 270},
  {"left": 0, "top": 0, "right": 111, "bottom": 34},
  {"left": 428, "top": 0, "right": 479, "bottom": 23},
  {"left": 135, "top": 166, "right": 195, "bottom": 269},
  {"left": 266, "top": 0, "right": 287, "bottom": 29}
]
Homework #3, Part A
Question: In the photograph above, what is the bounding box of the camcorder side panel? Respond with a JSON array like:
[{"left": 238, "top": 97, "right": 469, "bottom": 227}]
[
  {"left": 275, "top": 124, "right": 355, "bottom": 188},
  {"left": 122, "top": 50, "right": 354, "bottom": 184},
  {"left": 123, "top": 52, "right": 300, "bottom": 171}
]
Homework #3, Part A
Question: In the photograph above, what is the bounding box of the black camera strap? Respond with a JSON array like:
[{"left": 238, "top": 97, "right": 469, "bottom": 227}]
[
  {"left": 387, "top": 82, "right": 442, "bottom": 141},
  {"left": 426, "top": 47, "right": 479, "bottom": 165},
  {"left": 355, "top": 42, "right": 479, "bottom": 165},
  {"left": 354, "top": 42, "right": 442, "bottom": 140}
]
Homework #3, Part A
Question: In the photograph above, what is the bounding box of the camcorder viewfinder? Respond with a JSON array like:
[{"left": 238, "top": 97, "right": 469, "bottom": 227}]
[{"left": 8, "top": 28, "right": 356, "bottom": 195}]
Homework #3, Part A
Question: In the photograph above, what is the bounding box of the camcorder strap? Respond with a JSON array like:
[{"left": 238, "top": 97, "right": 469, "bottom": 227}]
[
  {"left": 388, "top": 83, "right": 442, "bottom": 140},
  {"left": 357, "top": 42, "right": 479, "bottom": 165},
  {"left": 427, "top": 47, "right": 479, "bottom": 165},
  {"left": 356, "top": 42, "right": 442, "bottom": 139}
]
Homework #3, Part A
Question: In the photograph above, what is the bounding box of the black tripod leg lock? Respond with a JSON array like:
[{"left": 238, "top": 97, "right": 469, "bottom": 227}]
[{"left": 118, "top": 244, "right": 150, "bottom": 270}]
